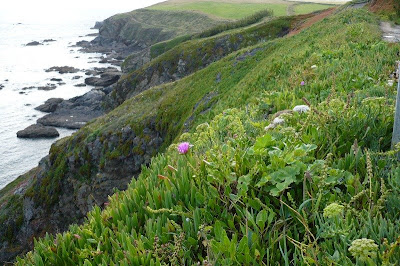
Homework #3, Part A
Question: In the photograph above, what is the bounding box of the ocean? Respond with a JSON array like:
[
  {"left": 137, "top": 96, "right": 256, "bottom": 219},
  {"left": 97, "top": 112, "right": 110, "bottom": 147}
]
[{"left": 0, "top": 1, "right": 165, "bottom": 189}]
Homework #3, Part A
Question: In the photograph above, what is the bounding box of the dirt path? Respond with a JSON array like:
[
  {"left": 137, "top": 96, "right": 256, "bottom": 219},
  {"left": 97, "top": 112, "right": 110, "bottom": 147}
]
[
  {"left": 287, "top": 7, "right": 337, "bottom": 36},
  {"left": 380, "top": 22, "right": 400, "bottom": 43}
]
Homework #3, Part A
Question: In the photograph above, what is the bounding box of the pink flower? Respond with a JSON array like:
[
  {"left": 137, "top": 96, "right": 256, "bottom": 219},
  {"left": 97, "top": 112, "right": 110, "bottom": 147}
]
[
  {"left": 178, "top": 142, "right": 190, "bottom": 154},
  {"left": 301, "top": 81, "right": 305, "bottom": 86}
]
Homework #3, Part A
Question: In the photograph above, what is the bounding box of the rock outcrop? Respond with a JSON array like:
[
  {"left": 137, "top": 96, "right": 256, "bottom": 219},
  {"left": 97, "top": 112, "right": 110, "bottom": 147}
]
[
  {"left": 45, "top": 66, "right": 80, "bottom": 74},
  {"left": 37, "top": 89, "right": 108, "bottom": 129},
  {"left": 35, "top": 98, "right": 63, "bottom": 113},
  {"left": 85, "top": 72, "right": 121, "bottom": 87},
  {"left": 17, "top": 124, "right": 59, "bottom": 138}
]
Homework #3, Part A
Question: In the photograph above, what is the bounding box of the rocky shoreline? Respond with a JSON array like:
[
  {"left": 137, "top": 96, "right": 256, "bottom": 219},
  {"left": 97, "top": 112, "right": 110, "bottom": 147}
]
[{"left": 17, "top": 65, "right": 121, "bottom": 138}]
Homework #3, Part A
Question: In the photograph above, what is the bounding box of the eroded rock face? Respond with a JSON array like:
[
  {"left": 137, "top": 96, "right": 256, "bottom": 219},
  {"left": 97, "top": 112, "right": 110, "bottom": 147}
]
[
  {"left": 121, "top": 48, "right": 151, "bottom": 73},
  {"left": 1, "top": 120, "right": 165, "bottom": 263},
  {"left": 16, "top": 124, "right": 59, "bottom": 139}
]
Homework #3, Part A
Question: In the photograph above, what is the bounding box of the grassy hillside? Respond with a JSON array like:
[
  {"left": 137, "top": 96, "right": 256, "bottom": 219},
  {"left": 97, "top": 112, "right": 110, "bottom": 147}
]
[
  {"left": 148, "top": 0, "right": 337, "bottom": 19},
  {"left": 99, "top": 9, "right": 228, "bottom": 48},
  {"left": 16, "top": 6, "right": 400, "bottom": 265},
  {"left": 116, "top": 14, "right": 305, "bottom": 105}
]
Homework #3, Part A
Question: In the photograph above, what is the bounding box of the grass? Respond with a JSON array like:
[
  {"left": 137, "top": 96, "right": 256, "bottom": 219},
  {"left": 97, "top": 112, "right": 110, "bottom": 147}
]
[
  {"left": 16, "top": 8, "right": 400, "bottom": 264},
  {"left": 294, "top": 3, "right": 336, "bottom": 14},
  {"left": 148, "top": 1, "right": 288, "bottom": 19},
  {"left": 148, "top": 0, "right": 339, "bottom": 19}
]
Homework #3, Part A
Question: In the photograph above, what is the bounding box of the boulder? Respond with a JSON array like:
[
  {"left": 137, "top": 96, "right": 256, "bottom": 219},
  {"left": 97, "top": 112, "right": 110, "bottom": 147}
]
[
  {"left": 17, "top": 124, "right": 59, "bottom": 138},
  {"left": 35, "top": 98, "right": 63, "bottom": 112}
]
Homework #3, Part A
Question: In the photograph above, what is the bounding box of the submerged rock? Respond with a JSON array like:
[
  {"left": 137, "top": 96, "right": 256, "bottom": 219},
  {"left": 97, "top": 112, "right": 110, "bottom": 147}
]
[
  {"left": 25, "top": 41, "right": 42, "bottom": 46},
  {"left": 45, "top": 66, "right": 80, "bottom": 74},
  {"left": 17, "top": 124, "right": 59, "bottom": 138},
  {"left": 38, "top": 84, "right": 57, "bottom": 91}
]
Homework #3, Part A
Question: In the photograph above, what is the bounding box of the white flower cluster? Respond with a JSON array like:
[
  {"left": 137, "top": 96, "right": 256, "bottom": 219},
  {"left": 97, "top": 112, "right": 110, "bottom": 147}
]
[{"left": 265, "top": 105, "right": 310, "bottom": 131}]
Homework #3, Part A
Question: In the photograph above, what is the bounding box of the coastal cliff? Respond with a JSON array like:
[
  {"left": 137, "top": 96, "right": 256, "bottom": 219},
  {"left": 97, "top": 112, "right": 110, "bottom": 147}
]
[{"left": 3, "top": 1, "right": 400, "bottom": 264}]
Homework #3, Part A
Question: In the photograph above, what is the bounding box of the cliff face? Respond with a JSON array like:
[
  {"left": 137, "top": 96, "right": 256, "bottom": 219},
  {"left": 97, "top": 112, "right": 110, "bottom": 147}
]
[{"left": 0, "top": 118, "right": 164, "bottom": 262}]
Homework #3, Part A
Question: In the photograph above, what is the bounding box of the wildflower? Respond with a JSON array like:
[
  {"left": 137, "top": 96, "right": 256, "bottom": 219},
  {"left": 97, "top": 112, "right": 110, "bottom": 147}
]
[
  {"left": 301, "top": 81, "right": 305, "bottom": 86},
  {"left": 348, "top": 238, "right": 378, "bottom": 261},
  {"left": 323, "top": 203, "right": 344, "bottom": 218},
  {"left": 293, "top": 105, "right": 310, "bottom": 113},
  {"left": 177, "top": 142, "right": 190, "bottom": 154},
  {"left": 273, "top": 117, "right": 285, "bottom": 125}
]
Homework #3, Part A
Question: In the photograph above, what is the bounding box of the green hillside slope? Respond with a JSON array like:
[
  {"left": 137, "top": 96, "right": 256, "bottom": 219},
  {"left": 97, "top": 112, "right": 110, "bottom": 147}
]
[
  {"left": 148, "top": 0, "right": 337, "bottom": 18},
  {"left": 16, "top": 7, "right": 400, "bottom": 265}
]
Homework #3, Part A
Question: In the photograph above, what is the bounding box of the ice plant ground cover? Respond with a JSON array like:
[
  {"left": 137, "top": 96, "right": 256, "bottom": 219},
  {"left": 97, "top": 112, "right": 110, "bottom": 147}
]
[{"left": 16, "top": 4, "right": 400, "bottom": 265}]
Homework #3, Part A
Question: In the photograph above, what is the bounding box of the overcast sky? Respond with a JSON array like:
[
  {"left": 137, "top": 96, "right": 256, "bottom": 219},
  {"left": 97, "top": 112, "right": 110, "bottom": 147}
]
[{"left": 0, "top": 0, "right": 166, "bottom": 23}]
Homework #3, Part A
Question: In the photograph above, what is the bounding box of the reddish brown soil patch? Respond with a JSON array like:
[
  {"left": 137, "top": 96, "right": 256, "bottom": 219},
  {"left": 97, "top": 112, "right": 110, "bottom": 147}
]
[
  {"left": 369, "top": 0, "right": 397, "bottom": 13},
  {"left": 288, "top": 8, "right": 337, "bottom": 37}
]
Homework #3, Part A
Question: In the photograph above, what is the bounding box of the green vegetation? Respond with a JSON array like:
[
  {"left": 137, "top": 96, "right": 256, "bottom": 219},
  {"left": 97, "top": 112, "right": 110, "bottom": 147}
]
[
  {"left": 294, "top": 3, "right": 335, "bottom": 15},
  {"left": 120, "top": 14, "right": 296, "bottom": 105},
  {"left": 148, "top": 1, "right": 287, "bottom": 19},
  {"left": 148, "top": 0, "right": 337, "bottom": 20},
  {"left": 103, "top": 9, "right": 227, "bottom": 47},
  {"left": 150, "top": 9, "right": 274, "bottom": 59},
  {"left": 16, "top": 7, "right": 400, "bottom": 265}
]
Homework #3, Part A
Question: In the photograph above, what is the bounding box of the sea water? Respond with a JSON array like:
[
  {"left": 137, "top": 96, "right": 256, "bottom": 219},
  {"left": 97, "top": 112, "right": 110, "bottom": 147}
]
[{"left": 0, "top": 1, "right": 165, "bottom": 189}]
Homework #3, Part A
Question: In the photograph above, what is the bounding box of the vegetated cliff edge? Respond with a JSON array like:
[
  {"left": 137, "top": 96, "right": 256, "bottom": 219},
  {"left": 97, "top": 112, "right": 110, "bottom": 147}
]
[{"left": 0, "top": 8, "right": 300, "bottom": 262}]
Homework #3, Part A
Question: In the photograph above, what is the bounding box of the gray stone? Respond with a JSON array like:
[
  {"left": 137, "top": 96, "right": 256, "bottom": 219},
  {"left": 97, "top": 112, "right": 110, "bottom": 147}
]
[
  {"left": 35, "top": 98, "right": 63, "bottom": 112},
  {"left": 17, "top": 124, "right": 59, "bottom": 138}
]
